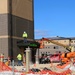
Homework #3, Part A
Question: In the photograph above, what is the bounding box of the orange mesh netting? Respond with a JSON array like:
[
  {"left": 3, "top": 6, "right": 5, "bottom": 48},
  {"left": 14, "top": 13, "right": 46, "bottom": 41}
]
[{"left": 0, "top": 62, "right": 12, "bottom": 71}]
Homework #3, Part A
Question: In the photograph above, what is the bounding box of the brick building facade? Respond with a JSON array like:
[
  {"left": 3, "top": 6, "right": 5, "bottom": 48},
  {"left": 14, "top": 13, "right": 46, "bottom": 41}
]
[{"left": 0, "top": 0, "right": 34, "bottom": 59}]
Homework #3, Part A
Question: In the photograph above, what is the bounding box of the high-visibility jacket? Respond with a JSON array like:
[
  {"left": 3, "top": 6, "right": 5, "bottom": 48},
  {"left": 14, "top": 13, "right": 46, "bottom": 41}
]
[
  {"left": 17, "top": 54, "right": 22, "bottom": 60},
  {"left": 22, "top": 33, "right": 28, "bottom": 38}
]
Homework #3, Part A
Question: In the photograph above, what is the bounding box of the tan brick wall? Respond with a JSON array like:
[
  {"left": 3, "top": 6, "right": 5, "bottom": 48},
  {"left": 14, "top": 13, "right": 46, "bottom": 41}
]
[
  {"left": 0, "top": 0, "right": 9, "bottom": 14},
  {"left": 12, "top": 0, "right": 33, "bottom": 20},
  {"left": 0, "top": 0, "right": 33, "bottom": 21},
  {"left": 11, "top": 15, "right": 34, "bottom": 39},
  {"left": 0, "top": 38, "right": 9, "bottom": 57}
]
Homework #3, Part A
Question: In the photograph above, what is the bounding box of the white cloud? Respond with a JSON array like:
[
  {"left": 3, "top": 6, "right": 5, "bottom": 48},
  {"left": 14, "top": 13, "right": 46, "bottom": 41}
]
[{"left": 35, "top": 30, "right": 49, "bottom": 38}]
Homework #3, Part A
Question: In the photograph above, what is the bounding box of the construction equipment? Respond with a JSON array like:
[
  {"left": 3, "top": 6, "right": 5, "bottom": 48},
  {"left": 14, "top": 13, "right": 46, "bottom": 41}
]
[{"left": 39, "top": 38, "right": 75, "bottom": 63}]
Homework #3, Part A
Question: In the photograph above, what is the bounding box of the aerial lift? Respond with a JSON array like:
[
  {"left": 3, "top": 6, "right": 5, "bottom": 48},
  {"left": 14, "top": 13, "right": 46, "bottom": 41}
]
[{"left": 39, "top": 38, "right": 75, "bottom": 63}]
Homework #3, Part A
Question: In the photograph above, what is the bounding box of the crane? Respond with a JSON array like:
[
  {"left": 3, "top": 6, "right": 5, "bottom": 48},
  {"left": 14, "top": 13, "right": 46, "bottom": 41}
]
[{"left": 39, "top": 38, "right": 75, "bottom": 63}]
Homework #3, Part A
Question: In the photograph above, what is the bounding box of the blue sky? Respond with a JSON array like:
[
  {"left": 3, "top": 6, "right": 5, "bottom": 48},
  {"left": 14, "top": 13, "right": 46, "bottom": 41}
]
[{"left": 34, "top": 0, "right": 75, "bottom": 39}]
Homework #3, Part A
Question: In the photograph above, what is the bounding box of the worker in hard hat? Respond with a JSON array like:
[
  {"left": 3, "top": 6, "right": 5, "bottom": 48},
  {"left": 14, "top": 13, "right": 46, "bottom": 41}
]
[
  {"left": 17, "top": 53, "right": 23, "bottom": 66},
  {"left": 22, "top": 31, "right": 28, "bottom": 43}
]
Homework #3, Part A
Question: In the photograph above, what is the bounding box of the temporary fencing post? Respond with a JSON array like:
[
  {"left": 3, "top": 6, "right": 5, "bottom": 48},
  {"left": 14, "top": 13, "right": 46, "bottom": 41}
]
[
  {"left": 0, "top": 53, "right": 4, "bottom": 62},
  {"left": 12, "top": 60, "right": 15, "bottom": 75},
  {"left": 0, "top": 53, "right": 4, "bottom": 71}
]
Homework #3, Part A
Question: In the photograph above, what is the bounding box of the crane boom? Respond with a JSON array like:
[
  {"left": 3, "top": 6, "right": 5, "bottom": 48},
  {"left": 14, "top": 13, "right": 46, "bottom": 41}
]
[{"left": 41, "top": 38, "right": 71, "bottom": 52}]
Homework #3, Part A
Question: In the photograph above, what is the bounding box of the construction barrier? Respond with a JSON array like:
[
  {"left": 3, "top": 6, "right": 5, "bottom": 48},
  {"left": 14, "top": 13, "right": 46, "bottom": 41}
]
[
  {"left": 0, "top": 53, "right": 74, "bottom": 75},
  {"left": 0, "top": 58, "right": 72, "bottom": 75}
]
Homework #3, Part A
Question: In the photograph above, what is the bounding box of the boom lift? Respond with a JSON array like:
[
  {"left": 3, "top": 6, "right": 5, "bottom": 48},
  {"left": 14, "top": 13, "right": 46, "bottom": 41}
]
[{"left": 39, "top": 38, "right": 75, "bottom": 63}]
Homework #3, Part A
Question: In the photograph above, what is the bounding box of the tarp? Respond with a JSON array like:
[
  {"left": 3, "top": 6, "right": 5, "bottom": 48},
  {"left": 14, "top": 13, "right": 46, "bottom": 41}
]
[{"left": 50, "top": 55, "right": 60, "bottom": 61}]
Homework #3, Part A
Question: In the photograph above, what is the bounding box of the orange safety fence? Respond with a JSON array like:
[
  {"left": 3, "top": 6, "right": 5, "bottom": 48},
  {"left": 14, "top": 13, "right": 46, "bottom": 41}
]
[
  {"left": 0, "top": 62, "right": 12, "bottom": 71},
  {"left": 28, "top": 69, "right": 71, "bottom": 75},
  {"left": 0, "top": 61, "right": 18, "bottom": 72},
  {"left": 56, "top": 62, "right": 70, "bottom": 69}
]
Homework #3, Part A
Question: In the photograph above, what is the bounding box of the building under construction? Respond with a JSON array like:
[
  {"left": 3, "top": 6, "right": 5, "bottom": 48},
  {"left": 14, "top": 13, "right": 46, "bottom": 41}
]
[
  {"left": 38, "top": 37, "right": 75, "bottom": 56},
  {"left": 0, "top": 0, "right": 34, "bottom": 59}
]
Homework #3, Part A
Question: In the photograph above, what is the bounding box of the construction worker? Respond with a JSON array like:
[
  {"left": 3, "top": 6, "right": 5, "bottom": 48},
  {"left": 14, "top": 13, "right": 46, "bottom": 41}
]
[
  {"left": 17, "top": 54, "right": 23, "bottom": 66},
  {"left": 22, "top": 31, "right": 28, "bottom": 43}
]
